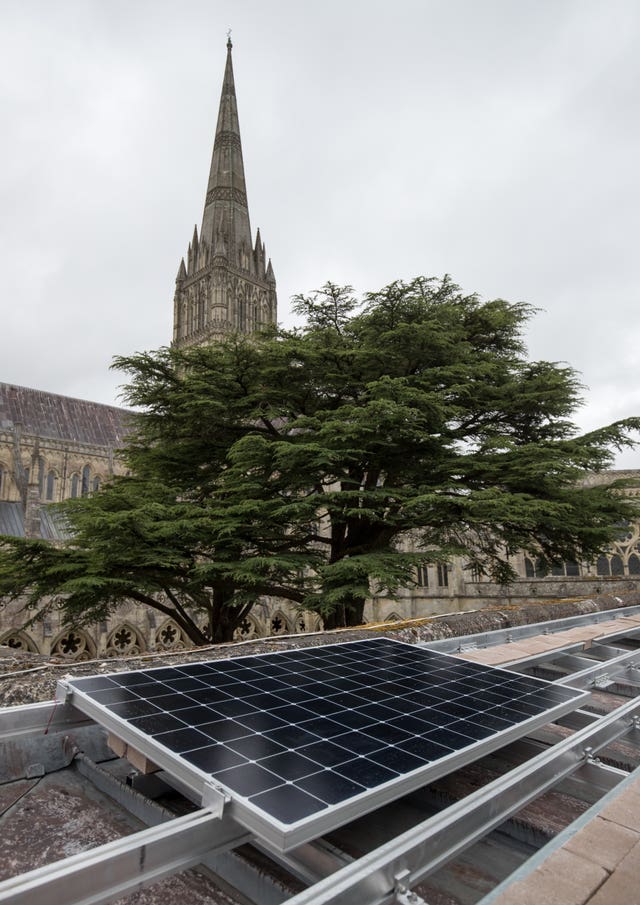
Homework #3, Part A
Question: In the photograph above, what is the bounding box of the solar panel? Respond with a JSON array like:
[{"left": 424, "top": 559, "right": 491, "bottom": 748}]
[{"left": 60, "top": 638, "right": 589, "bottom": 850}]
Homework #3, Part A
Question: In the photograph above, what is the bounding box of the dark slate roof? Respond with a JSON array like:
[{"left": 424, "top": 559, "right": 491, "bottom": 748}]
[
  {"left": 0, "top": 383, "right": 131, "bottom": 447},
  {"left": 40, "top": 506, "right": 71, "bottom": 541},
  {"left": 0, "top": 502, "right": 70, "bottom": 541},
  {"left": 0, "top": 502, "right": 24, "bottom": 537}
]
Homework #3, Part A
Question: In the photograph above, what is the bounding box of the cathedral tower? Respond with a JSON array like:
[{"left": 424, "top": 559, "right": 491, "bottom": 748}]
[{"left": 173, "top": 39, "right": 277, "bottom": 347}]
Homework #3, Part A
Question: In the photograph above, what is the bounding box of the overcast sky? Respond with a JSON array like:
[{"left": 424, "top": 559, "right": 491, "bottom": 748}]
[{"left": 2, "top": 0, "right": 639, "bottom": 465}]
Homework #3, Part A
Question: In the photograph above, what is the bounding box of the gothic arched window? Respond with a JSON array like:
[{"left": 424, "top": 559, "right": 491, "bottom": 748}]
[
  {"left": 92, "top": 476, "right": 101, "bottom": 493},
  {"left": 596, "top": 555, "right": 610, "bottom": 576},
  {"left": 238, "top": 295, "right": 246, "bottom": 332},
  {"left": 611, "top": 554, "right": 624, "bottom": 576},
  {"left": 531, "top": 558, "right": 548, "bottom": 578},
  {"left": 198, "top": 290, "right": 205, "bottom": 331},
  {"left": 37, "top": 456, "right": 45, "bottom": 497},
  {"left": 46, "top": 470, "right": 56, "bottom": 501},
  {"left": 81, "top": 465, "right": 91, "bottom": 497},
  {"left": 70, "top": 474, "right": 79, "bottom": 499},
  {"left": 629, "top": 554, "right": 640, "bottom": 575},
  {"left": 415, "top": 565, "right": 429, "bottom": 588}
]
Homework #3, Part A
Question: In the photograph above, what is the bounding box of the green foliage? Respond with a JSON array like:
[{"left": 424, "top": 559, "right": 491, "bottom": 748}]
[{"left": 1, "top": 275, "right": 638, "bottom": 638}]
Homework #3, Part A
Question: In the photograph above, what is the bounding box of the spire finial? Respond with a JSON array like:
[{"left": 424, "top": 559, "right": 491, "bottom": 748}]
[{"left": 227, "top": 28, "right": 232, "bottom": 50}]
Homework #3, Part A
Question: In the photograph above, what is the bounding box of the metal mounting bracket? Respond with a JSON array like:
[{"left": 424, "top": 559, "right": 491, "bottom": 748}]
[
  {"left": 55, "top": 678, "right": 73, "bottom": 704},
  {"left": 395, "top": 869, "right": 428, "bottom": 905},
  {"left": 202, "top": 781, "right": 231, "bottom": 818}
]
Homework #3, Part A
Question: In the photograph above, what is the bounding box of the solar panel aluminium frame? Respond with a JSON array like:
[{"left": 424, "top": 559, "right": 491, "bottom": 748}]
[{"left": 58, "top": 641, "right": 590, "bottom": 852}]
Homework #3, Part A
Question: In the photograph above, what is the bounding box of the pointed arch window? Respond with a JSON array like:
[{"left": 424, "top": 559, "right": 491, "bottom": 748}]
[
  {"left": 526, "top": 558, "right": 549, "bottom": 578},
  {"left": 92, "top": 476, "right": 101, "bottom": 493},
  {"left": 415, "top": 565, "right": 429, "bottom": 588},
  {"left": 550, "top": 561, "right": 581, "bottom": 577},
  {"left": 611, "top": 554, "right": 624, "bottom": 576},
  {"left": 536, "top": 558, "right": 548, "bottom": 578},
  {"left": 81, "top": 465, "right": 91, "bottom": 497},
  {"left": 469, "top": 564, "right": 483, "bottom": 582},
  {"left": 629, "top": 554, "right": 640, "bottom": 575},
  {"left": 596, "top": 555, "right": 611, "bottom": 576},
  {"left": 197, "top": 289, "right": 205, "bottom": 331},
  {"left": 46, "top": 471, "right": 56, "bottom": 501},
  {"left": 238, "top": 294, "right": 247, "bottom": 332},
  {"left": 70, "top": 474, "right": 79, "bottom": 499},
  {"left": 37, "top": 456, "right": 45, "bottom": 497}
]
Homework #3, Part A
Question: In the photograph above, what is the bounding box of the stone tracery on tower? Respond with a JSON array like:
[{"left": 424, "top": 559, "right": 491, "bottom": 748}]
[{"left": 173, "top": 39, "right": 277, "bottom": 348}]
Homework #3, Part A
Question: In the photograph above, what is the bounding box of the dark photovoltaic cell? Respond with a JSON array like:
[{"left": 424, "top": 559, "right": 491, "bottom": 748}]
[{"left": 64, "top": 638, "right": 588, "bottom": 846}]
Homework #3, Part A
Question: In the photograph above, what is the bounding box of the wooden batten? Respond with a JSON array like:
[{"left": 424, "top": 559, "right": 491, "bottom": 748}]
[{"left": 107, "top": 732, "right": 160, "bottom": 774}]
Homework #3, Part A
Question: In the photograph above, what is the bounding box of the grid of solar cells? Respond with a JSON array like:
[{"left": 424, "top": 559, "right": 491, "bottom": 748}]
[{"left": 68, "top": 638, "right": 584, "bottom": 828}]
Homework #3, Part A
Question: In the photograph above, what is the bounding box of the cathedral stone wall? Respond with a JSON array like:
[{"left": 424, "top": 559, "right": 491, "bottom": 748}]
[
  {"left": 368, "top": 472, "right": 640, "bottom": 623},
  {"left": 0, "top": 427, "right": 124, "bottom": 507},
  {"left": 0, "top": 382, "right": 130, "bottom": 540},
  {"left": 0, "top": 596, "right": 322, "bottom": 661}
]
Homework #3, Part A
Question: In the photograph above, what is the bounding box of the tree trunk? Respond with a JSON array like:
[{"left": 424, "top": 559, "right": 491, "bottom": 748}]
[
  {"left": 322, "top": 594, "right": 366, "bottom": 629},
  {"left": 211, "top": 605, "right": 238, "bottom": 644},
  {"left": 322, "top": 604, "right": 346, "bottom": 631},
  {"left": 209, "top": 591, "right": 253, "bottom": 644},
  {"left": 345, "top": 594, "right": 366, "bottom": 626},
  {"left": 211, "top": 621, "right": 235, "bottom": 644}
]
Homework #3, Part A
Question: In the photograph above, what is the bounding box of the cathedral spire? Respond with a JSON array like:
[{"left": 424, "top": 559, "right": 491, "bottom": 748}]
[
  {"left": 200, "top": 37, "right": 252, "bottom": 263},
  {"left": 172, "top": 39, "right": 277, "bottom": 348}
]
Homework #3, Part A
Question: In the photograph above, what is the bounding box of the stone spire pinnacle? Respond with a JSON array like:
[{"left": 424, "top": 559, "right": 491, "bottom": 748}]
[
  {"left": 200, "top": 37, "right": 252, "bottom": 263},
  {"left": 172, "top": 39, "right": 277, "bottom": 348}
]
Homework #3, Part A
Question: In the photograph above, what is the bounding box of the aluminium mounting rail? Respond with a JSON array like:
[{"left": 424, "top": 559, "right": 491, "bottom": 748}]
[
  {"left": 555, "top": 645, "right": 640, "bottom": 690},
  {"left": 281, "top": 695, "right": 640, "bottom": 905},
  {"left": 422, "top": 604, "right": 640, "bottom": 654},
  {"left": 3, "top": 615, "right": 640, "bottom": 905},
  {"left": 0, "top": 808, "right": 251, "bottom": 905},
  {"left": 2, "top": 692, "right": 638, "bottom": 905}
]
